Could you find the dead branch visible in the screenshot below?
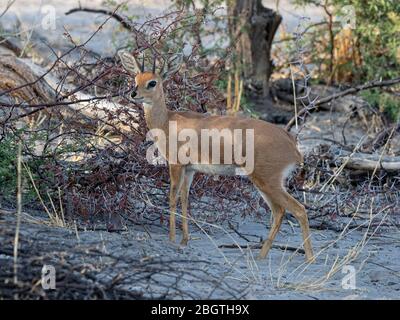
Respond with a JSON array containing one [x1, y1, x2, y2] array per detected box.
[[65, 6, 156, 54], [0, 55, 55, 104], [286, 77, 400, 131], [361, 123, 400, 153], [0, 35, 23, 56], [218, 243, 306, 254], [341, 154, 400, 172], [65, 6, 139, 33], [0, 0, 16, 18], [0, 211, 244, 299]]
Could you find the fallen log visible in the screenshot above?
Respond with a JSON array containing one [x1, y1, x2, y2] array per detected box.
[[0, 35, 23, 56], [0, 55, 54, 104], [0, 56, 139, 133], [341, 154, 400, 172]]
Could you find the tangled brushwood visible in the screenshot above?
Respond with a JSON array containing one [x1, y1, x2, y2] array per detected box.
[[0, 5, 399, 232], [0, 7, 254, 230], [0, 211, 245, 299]]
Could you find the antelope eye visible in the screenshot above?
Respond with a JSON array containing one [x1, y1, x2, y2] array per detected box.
[[147, 80, 157, 89]]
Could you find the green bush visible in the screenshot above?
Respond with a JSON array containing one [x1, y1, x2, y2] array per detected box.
[[0, 135, 18, 201], [0, 133, 53, 206], [361, 89, 400, 121], [294, 0, 400, 81]]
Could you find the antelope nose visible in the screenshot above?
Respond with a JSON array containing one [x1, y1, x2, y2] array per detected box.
[[130, 91, 137, 98]]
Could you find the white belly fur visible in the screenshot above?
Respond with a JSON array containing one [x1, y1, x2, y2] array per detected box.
[[187, 164, 239, 176]]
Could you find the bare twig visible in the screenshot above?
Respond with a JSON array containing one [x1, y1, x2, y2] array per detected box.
[[13, 141, 22, 284], [286, 77, 400, 131]]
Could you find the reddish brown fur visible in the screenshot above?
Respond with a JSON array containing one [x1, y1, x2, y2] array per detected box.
[[135, 72, 157, 86], [120, 54, 314, 262]]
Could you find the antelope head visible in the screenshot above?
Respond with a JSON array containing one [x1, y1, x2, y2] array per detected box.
[[118, 51, 164, 104]]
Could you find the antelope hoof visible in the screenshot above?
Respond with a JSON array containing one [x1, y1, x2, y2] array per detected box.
[[180, 238, 188, 246], [306, 255, 316, 264], [256, 253, 267, 260]]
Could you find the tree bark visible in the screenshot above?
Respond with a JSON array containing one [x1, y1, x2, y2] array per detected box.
[[340, 153, 400, 172], [227, 0, 282, 97]]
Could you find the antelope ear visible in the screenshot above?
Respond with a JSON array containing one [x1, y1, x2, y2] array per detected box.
[[161, 53, 183, 80], [118, 51, 141, 74]]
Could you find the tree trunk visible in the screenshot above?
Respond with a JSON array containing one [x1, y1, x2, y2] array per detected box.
[[227, 0, 282, 97]]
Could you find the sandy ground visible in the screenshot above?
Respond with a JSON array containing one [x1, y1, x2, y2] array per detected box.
[[1, 202, 399, 299]]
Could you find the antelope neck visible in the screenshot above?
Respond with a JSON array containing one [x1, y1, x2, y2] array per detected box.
[[143, 91, 169, 132]]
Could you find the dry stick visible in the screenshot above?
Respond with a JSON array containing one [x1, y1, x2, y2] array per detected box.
[[65, 6, 158, 56], [58, 187, 66, 227], [65, 6, 139, 33], [279, 199, 365, 282], [233, 70, 239, 112], [19, 1, 42, 58], [0, 0, 16, 18], [286, 205, 391, 290], [13, 141, 22, 284], [22, 162, 54, 224], [304, 210, 390, 291], [368, 123, 398, 189], [227, 73, 232, 111], [290, 64, 298, 130], [0, 4, 120, 99], [218, 243, 305, 254], [319, 133, 368, 193], [274, 21, 330, 44], [235, 77, 243, 113], [285, 77, 400, 132], [0, 35, 22, 56], [139, 195, 258, 282], [227, 221, 251, 242]]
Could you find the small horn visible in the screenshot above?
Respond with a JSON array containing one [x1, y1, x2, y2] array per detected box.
[[141, 52, 145, 72], [152, 55, 156, 74]]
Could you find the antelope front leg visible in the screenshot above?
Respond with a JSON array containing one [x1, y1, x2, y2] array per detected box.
[[180, 171, 194, 246], [169, 165, 185, 243]]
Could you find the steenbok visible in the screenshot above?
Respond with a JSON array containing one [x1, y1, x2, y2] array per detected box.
[[119, 52, 314, 262]]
